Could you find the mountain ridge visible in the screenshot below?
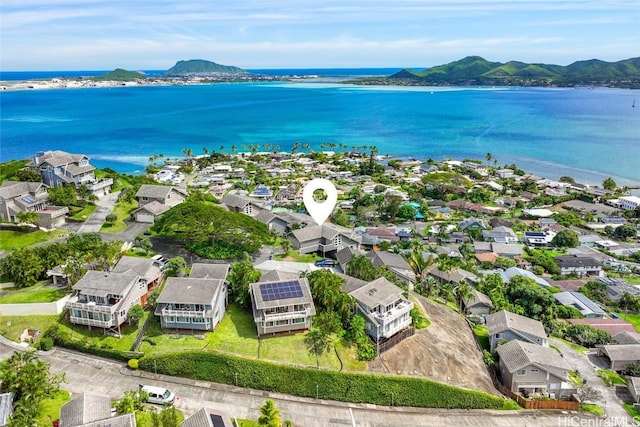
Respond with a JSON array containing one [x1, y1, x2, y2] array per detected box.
[[165, 59, 246, 76], [389, 56, 640, 87]]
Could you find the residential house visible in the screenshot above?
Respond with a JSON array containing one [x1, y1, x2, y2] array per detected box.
[[458, 217, 488, 232], [427, 266, 479, 286], [220, 193, 264, 217], [255, 210, 311, 236], [500, 267, 550, 288], [111, 256, 163, 301], [154, 262, 229, 332], [347, 277, 413, 342], [487, 309, 549, 352], [554, 255, 602, 278], [60, 392, 135, 427], [249, 278, 316, 336], [289, 223, 361, 257], [335, 246, 365, 273], [482, 226, 518, 244], [618, 196, 640, 211], [0, 181, 68, 227], [496, 340, 575, 399], [30, 150, 112, 197], [597, 277, 640, 301], [567, 318, 637, 337], [363, 227, 400, 244], [495, 169, 515, 179], [627, 377, 640, 405], [491, 242, 524, 259], [133, 184, 189, 223], [598, 344, 640, 372], [463, 289, 494, 316], [554, 291, 606, 318], [65, 269, 147, 335], [366, 250, 415, 285], [475, 252, 498, 265], [181, 407, 234, 427], [613, 330, 640, 345], [489, 218, 515, 228], [523, 231, 555, 247]]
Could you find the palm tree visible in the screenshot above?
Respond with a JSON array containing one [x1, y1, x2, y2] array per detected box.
[[258, 399, 281, 427], [16, 211, 40, 226], [404, 248, 434, 282]]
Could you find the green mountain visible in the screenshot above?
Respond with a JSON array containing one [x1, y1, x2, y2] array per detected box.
[[165, 59, 246, 76], [390, 56, 640, 87], [92, 68, 146, 81]]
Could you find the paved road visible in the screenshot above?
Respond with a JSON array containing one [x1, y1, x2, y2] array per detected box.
[[552, 338, 633, 423], [76, 191, 121, 233], [0, 340, 606, 427]]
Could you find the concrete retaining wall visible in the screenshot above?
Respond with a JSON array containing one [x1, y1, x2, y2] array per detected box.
[[0, 295, 71, 316]]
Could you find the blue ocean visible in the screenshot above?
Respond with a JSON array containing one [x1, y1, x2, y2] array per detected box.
[[1, 70, 639, 185]]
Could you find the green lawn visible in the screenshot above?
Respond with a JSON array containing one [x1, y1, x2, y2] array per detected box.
[[597, 369, 626, 386], [473, 324, 490, 352], [568, 370, 584, 387], [274, 251, 321, 263], [141, 304, 367, 371], [624, 276, 640, 285], [0, 282, 69, 303], [57, 310, 150, 352], [69, 204, 97, 221], [618, 313, 640, 333], [624, 403, 640, 419], [37, 389, 71, 426], [0, 315, 60, 343], [101, 199, 137, 233], [0, 229, 67, 250], [555, 337, 588, 355], [580, 403, 605, 416]]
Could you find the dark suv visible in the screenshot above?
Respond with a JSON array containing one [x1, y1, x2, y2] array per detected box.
[[314, 259, 335, 267]]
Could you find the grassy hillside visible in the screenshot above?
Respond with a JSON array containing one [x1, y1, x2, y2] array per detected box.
[[92, 68, 146, 81], [389, 56, 640, 87], [165, 59, 246, 76]]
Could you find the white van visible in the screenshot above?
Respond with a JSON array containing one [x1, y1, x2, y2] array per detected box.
[[139, 385, 176, 405]]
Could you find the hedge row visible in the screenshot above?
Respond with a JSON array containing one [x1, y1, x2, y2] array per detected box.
[[46, 326, 140, 362], [139, 351, 505, 409]]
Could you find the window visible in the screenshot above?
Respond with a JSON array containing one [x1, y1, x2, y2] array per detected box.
[[265, 321, 274, 327], [177, 316, 189, 323], [530, 369, 539, 373], [516, 370, 526, 376], [292, 318, 305, 324], [192, 317, 205, 323], [276, 320, 289, 326]]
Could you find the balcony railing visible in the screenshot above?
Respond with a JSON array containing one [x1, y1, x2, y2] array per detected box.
[[372, 300, 413, 323], [161, 308, 208, 318], [68, 316, 113, 328], [66, 300, 115, 314], [264, 308, 310, 322], [87, 178, 113, 191]]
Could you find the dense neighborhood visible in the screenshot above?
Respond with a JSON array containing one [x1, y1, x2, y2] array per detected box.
[[1, 148, 640, 426]]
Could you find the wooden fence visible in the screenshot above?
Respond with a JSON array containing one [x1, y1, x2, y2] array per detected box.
[[497, 384, 580, 410], [378, 326, 415, 354]]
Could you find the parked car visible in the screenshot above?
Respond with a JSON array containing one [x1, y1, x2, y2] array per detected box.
[[151, 254, 170, 271], [139, 385, 175, 405], [314, 259, 335, 267]]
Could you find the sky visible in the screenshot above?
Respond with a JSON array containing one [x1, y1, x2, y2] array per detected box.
[[1, 1, 639, 70]]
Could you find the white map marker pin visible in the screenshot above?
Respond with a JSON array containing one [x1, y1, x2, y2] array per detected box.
[[303, 178, 338, 226]]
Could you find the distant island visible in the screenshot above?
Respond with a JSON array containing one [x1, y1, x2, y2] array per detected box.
[[354, 56, 640, 88], [164, 59, 247, 77]]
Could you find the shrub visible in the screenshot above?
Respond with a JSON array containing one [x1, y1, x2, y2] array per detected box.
[[38, 336, 54, 351], [138, 351, 505, 409], [128, 359, 139, 370]]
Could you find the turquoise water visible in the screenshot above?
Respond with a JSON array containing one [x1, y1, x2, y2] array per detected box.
[[1, 82, 638, 185]]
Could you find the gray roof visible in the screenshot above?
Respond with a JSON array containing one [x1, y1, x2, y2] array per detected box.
[[497, 340, 570, 379], [260, 269, 299, 282], [112, 256, 161, 283], [486, 310, 548, 341], [614, 330, 640, 345], [349, 277, 404, 309], [60, 392, 112, 427], [135, 184, 187, 199], [336, 246, 365, 268], [189, 263, 230, 280], [80, 413, 135, 427], [181, 407, 234, 427], [250, 278, 315, 310], [491, 243, 524, 256], [0, 181, 46, 199], [428, 266, 479, 284], [501, 267, 550, 288], [73, 270, 138, 297], [554, 291, 606, 316], [463, 289, 494, 309], [555, 255, 601, 268], [220, 193, 255, 209], [35, 150, 89, 168], [157, 277, 223, 305], [291, 222, 360, 244], [254, 209, 277, 224], [366, 250, 411, 271], [339, 273, 369, 294], [600, 344, 640, 362], [628, 377, 640, 397], [134, 200, 170, 215]]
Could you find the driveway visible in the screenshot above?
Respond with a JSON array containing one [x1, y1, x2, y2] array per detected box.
[[552, 338, 632, 423], [0, 339, 603, 427], [76, 191, 120, 233]]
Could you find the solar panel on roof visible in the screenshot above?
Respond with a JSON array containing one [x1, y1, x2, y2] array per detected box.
[[210, 414, 226, 427], [260, 280, 303, 301]]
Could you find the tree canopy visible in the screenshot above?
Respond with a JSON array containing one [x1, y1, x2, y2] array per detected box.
[[152, 201, 273, 258]]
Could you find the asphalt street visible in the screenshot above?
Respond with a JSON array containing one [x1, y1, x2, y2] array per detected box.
[[0, 340, 610, 427]]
